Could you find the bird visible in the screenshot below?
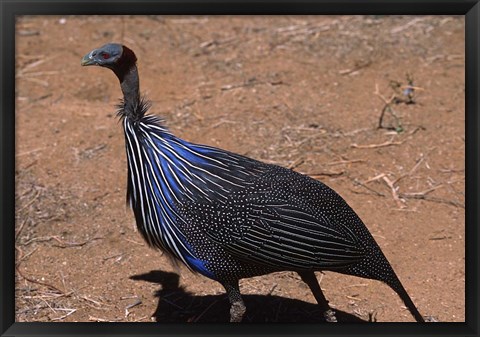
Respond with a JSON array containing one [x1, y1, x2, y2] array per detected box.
[[81, 43, 425, 323]]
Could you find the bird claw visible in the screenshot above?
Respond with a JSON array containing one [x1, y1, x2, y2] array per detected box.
[[230, 301, 246, 322], [424, 315, 439, 322], [324, 309, 338, 322]]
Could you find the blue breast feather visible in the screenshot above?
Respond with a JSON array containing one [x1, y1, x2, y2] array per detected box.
[[124, 116, 256, 279]]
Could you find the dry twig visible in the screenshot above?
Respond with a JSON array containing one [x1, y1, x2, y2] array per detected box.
[[351, 137, 405, 149], [381, 175, 406, 209], [326, 159, 364, 166], [16, 265, 65, 295], [308, 171, 345, 178], [125, 298, 142, 317], [50, 308, 77, 321]]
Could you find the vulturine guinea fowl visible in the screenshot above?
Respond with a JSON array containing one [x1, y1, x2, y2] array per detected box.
[[81, 43, 425, 323]]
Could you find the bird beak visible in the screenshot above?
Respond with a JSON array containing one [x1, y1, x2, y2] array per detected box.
[[81, 50, 97, 66]]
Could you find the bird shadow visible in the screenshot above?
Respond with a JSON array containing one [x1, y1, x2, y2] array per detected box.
[[130, 270, 367, 323]]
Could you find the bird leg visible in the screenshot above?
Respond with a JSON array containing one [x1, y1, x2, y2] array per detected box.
[[230, 301, 247, 323], [298, 271, 337, 322], [223, 282, 246, 322]]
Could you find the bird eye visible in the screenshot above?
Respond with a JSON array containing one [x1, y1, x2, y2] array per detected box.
[[102, 53, 110, 59]]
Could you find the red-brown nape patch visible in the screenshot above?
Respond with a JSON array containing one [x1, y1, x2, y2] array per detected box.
[[112, 45, 138, 82], [121, 46, 137, 64]]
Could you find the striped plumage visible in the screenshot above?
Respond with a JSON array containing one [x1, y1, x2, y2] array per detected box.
[[82, 43, 425, 322]]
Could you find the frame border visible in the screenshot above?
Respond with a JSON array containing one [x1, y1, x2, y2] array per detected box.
[[1, 1, 478, 336]]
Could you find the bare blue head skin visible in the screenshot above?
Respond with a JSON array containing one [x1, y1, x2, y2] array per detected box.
[[81, 43, 125, 67], [82, 43, 140, 117]]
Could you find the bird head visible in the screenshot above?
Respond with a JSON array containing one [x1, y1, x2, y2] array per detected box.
[[81, 43, 137, 81]]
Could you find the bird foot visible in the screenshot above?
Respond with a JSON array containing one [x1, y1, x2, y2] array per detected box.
[[324, 309, 337, 322], [230, 301, 246, 322]]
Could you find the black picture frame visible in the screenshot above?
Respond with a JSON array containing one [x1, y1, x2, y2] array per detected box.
[[1, 1, 478, 336]]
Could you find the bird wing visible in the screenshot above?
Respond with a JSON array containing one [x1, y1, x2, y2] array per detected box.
[[205, 200, 366, 270]]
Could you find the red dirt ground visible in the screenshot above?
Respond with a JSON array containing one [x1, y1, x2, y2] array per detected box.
[[15, 15, 464, 323]]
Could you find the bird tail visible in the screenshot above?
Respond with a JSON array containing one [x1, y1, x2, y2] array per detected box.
[[387, 271, 425, 322], [367, 248, 425, 322], [343, 246, 425, 322]]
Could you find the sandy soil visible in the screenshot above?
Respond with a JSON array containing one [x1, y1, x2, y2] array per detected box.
[[15, 15, 465, 323]]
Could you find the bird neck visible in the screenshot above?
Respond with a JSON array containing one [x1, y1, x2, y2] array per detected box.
[[118, 64, 141, 118]]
